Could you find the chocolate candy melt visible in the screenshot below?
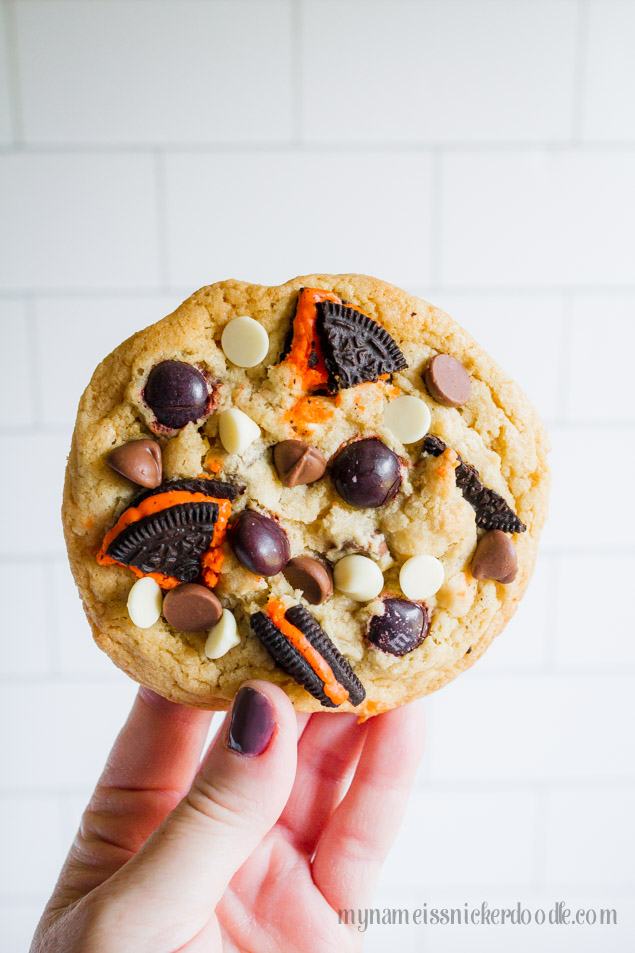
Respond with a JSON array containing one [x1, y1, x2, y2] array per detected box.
[[471, 530, 518, 584], [230, 510, 290, 576], [273, 440, 327, 488], [330, 437, 401, 508], [283, 556, 333, 605], [367, 598, 430, 656], [424, 354, 472, 408], [163, 583, 222, 631], [107, 439, 162, 488], [144, 360, 209, 429]]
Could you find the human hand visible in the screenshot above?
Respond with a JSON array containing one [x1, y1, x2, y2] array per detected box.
[[31, 680, 425, 953]]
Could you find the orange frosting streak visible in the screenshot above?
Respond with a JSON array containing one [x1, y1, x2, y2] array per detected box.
[[281, 288, 341, 390], [266, 599, 349, 706], [97, 490, 232, 590], [284, 395, 334, 437]]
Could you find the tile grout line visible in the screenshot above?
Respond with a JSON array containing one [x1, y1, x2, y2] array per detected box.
[[3, 141, 635, 155], [571, 0, 590, 144], [3, 0, 24, 146], [5, 285, 635, 299]]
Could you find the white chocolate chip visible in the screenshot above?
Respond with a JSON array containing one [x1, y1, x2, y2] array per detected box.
[[399, 554, 444, 600], [221, 316, 269, 368], [219, 407, 261, 454], [333, 554, 384, 602], [127, 577, 163, 629], [383, 394, 431, 444], [205, 609, 240, 659]]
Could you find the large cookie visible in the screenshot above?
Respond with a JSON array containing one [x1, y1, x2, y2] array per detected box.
[[63, 274, 549, 716]]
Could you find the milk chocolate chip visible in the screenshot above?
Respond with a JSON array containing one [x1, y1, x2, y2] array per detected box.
[[424, 354, 471, 408], [107, 439, 162, 488], [163, 583, 223, 631], [273, 439, 327, 488], [283, 556, 334, 605], [471, 530, 518, 584]]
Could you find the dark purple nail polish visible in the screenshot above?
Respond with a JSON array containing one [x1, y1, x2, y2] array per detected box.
[[228, 686, 275, 757]]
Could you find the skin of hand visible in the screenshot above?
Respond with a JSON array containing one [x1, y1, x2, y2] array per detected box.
[[31, 679, 425, 953]]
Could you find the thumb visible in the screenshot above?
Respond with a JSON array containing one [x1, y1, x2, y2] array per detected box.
[[101, 680, 298, 929]]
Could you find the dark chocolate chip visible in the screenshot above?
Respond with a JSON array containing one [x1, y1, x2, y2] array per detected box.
[[144, 360, 210, 429], [316, 301, 408, 393], [106, 501, 220, 583], [230, 511, 290, 577], [273, 439, 327, 488], [471, 530, 518, 584], [283, 556, 333, 605], [330, 437, 401, 508], [250, 604, 366, 708], [422, 435, 526, 534], [163, 583, 222, 631], [366, 598, 430, 656], [423, 354, 472, 407], [107, 439, 162, 488]]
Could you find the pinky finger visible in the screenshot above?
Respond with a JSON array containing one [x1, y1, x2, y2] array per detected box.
[[311, 700, 425, 912]]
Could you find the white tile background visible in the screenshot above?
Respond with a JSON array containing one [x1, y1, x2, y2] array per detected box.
[[1, 0, 634, 950]]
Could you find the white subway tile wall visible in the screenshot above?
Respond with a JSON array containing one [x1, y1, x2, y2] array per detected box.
[[1, 0, 634, 950]]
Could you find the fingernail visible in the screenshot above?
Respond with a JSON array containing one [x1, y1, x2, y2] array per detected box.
[[227, 686, 275, 757]]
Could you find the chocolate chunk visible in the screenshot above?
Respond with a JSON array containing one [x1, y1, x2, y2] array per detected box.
[[367, 598, 430, 656], [163, 583, 223, 631], [133, 476, 242, 506], [422, 435, 526, 534], [230, 511, 290, 576], [250, 605, 366, 708], [106, 501, 220, 583], [424, 354, 472, 407], [283, 556, 333, 605], [144, 360, 210, 429], [471, 530, 518, 584], [107, 439, 162, 488], [316, 301, 407, 392], [273, 439, 327, 488], [330, 437, 401, 508]]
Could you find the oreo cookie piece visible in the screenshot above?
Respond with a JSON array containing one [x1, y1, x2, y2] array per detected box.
[[106, 501, 220, 583], [133, 476, 243, 506], [422, 435, 526, 534], [316, 300, 407, 392], [250, 603, 366, 708]]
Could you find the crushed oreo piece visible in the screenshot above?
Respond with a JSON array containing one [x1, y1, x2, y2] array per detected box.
[[422, 435, 526, 534], [316, 301, 407, 392], [106, 501, 220, 583], [133, 477, 243, 506], [250, 604, 366, 708]]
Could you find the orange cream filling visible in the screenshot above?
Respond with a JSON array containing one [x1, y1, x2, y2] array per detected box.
[[97, 489, 232, 590], [280, 288, 341, 390], [266, 598, 349, 706]]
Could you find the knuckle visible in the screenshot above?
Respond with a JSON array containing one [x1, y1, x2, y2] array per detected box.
[[185, 771, 263, 831]]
